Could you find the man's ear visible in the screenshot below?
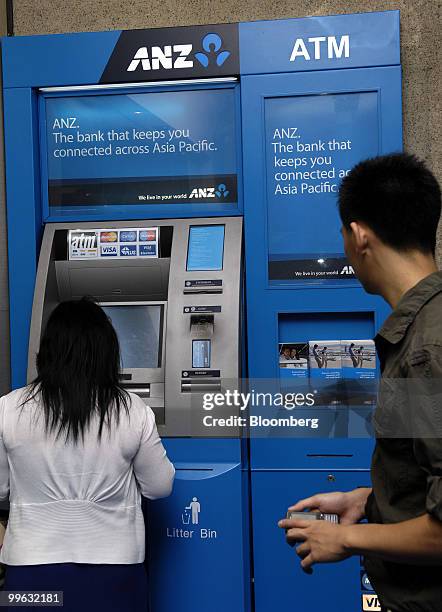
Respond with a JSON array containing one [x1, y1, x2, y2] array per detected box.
[[349, 221, 369, 254]]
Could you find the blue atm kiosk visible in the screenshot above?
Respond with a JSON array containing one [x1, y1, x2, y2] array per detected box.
[[241, 16, 401, 612], [2, 10, 401, 612]]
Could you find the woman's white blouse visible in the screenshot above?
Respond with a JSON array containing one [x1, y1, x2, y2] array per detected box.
[[0, 387, 175, 565]]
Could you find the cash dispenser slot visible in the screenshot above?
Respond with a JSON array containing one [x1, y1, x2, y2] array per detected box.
[[121, 383, 151, 399], [120, 381, 165, 425]]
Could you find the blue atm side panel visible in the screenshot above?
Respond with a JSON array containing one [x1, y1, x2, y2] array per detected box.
[[146, 462, 250, 612], [3, 88, 42, 389], [252, 471, 373, 612], [242, 60, 401, 612]]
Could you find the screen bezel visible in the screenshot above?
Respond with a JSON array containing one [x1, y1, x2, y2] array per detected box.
[[100, 300, 166, 384], [186, 224, 225, 272]]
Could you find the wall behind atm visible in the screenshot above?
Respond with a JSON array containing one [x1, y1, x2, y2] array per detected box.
[[0, 0, 441, 395]]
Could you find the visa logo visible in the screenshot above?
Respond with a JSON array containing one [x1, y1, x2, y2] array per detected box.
[[101, 245, 118, 257], [362, 594, 381, 611]]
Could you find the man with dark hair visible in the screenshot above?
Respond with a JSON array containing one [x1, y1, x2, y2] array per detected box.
[[279, 153, 442, 612]]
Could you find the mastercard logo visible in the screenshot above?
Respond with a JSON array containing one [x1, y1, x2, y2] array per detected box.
[[100, 232, 118, 243]]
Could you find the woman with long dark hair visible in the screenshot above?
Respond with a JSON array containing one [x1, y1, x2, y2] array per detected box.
[[0, 298, 174, 611]]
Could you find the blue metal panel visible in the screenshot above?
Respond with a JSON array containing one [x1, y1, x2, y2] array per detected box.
[[3, 88, 42, 389], [163, 438, 243, 464], [240, 10, 400, 74], [1, 31, 121, 88], [251, 470, 373, 612], [146, 459, 251, 612], [1, 12, 399, 89], [242, 67, 402, 468]]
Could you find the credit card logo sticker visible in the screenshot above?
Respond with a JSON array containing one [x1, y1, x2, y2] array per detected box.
[[362, 594, 381, 611], [70, 231, 98, 248], [101, 245, 118, 257], [120, 245, 137, 257], [69, 231, 99, 259], [139, 244, 157, 256], [361, 572, 374, 591], [119, 231, 137, 242], [139, 229, 157, 242], [70, 228, 159, 259], [100, 231, 118, 243]]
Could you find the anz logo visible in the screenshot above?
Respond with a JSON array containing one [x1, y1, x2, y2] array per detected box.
[[189, 183, 230, 200], [340, 265, 355, 275], [127, 33, 230, 72], [127, 45, 193, 71]]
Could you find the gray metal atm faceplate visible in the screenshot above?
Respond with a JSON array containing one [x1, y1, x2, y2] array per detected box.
[[28, 218, 242, 438], [163, 217, 242, 437]]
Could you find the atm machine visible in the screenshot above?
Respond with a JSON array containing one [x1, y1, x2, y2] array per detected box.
[[2, 11, 402, 612], [27, 217, 249, 612], [2, 36, 251, 609]]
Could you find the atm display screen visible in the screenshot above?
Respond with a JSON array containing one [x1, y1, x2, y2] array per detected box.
[[102, 304, 162, 369], [187, 225, 225, 271]]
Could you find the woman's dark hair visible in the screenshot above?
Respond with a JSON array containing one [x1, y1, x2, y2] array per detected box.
[[338, 153, 441, 254], [25, 298, 128, 442]]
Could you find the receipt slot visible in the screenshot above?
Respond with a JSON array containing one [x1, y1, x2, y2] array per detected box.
[[146, 462, 250, 612]]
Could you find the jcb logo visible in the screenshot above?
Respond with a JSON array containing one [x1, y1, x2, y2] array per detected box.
[[127, 45, 193, 72], [340, 265, 355, 275], [189, 188, 216, 199], [362, 594, 381, 611]]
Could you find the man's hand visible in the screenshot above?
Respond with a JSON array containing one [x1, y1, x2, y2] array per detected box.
[[279, 513, 442, 572], [277, 519, 351, 573], [288, 488, 371, 525]]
